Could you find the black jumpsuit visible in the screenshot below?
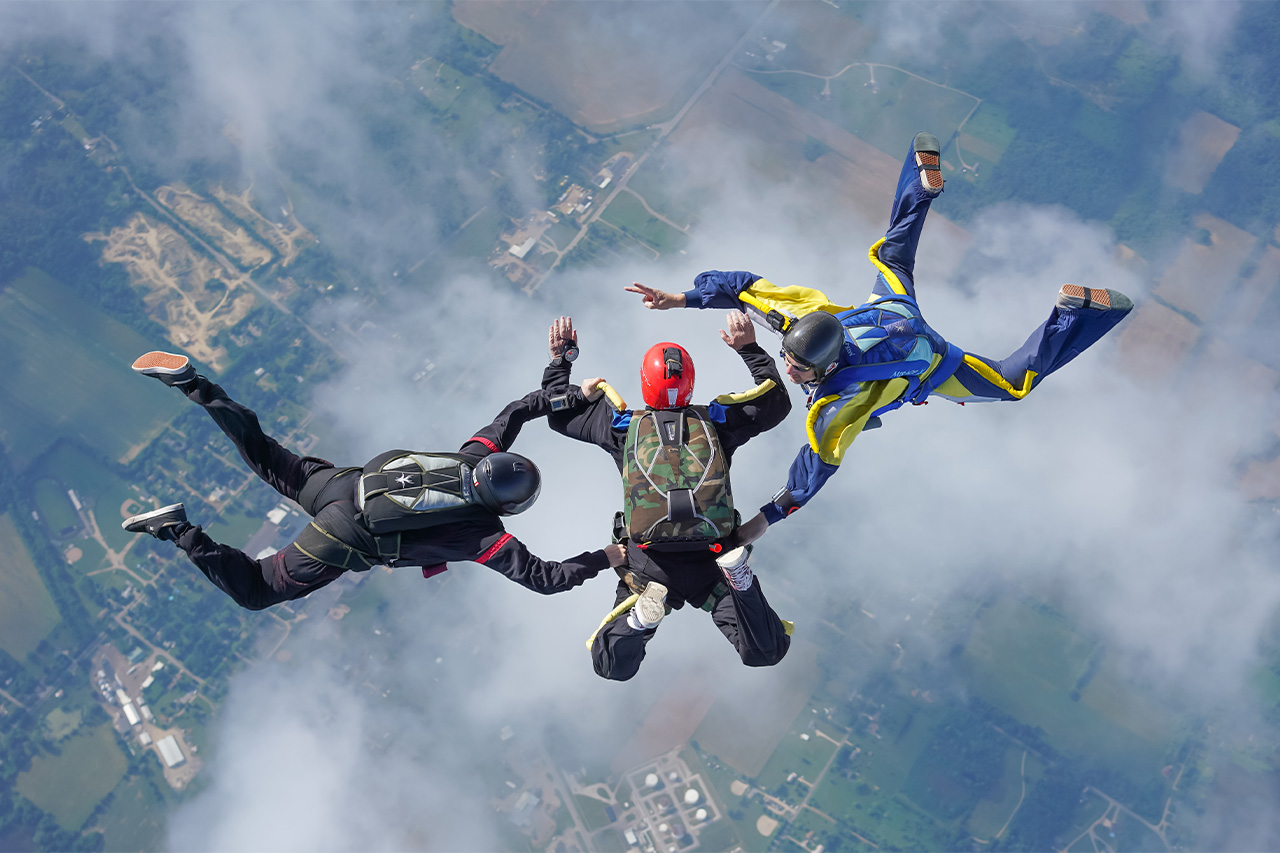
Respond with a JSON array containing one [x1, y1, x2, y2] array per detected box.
[[543, 342, 793, 681], [173, 376, 610, 611]]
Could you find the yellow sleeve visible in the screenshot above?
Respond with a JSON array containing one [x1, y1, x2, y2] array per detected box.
[[808, 378, 908, 465], [737, 278, 857, 327]]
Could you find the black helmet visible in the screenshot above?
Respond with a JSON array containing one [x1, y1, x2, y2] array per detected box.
[[782, 311, 845, 378], [472, 452, 541, 515]]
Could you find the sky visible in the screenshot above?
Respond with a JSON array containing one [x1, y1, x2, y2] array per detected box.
[[3, 0, 1276, 850]]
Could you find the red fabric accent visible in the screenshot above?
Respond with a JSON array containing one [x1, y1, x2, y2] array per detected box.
[[469, 436, 500, 453], [421, 564, 448, 580], [785, 505, 799, 517], [475, 533, 513, 564]]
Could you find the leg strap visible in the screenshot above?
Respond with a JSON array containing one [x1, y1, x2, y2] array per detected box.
[[585, 594, 640, 650]]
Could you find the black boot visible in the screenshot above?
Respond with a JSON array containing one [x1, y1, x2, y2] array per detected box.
[[131, 351, 197, 388], [122, 503, 191, 542]]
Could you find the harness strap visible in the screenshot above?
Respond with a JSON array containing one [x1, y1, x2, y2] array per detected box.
[[585, 593, 640, 650]]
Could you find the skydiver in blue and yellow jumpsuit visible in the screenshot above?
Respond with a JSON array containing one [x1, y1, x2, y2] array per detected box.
[[627, 131, 1133, 545]]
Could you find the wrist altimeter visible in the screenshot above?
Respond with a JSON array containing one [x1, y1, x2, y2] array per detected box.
[[550, 343, 579, 366]]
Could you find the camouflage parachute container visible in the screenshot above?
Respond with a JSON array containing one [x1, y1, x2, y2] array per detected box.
[[622, 407, 735, 549]]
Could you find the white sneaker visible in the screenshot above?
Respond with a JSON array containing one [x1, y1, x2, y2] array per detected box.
[[716, 545, 755, 591], [629, 582, 668, 630]]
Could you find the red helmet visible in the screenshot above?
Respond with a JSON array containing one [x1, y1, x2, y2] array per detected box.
[[640, 342, 695, 409]]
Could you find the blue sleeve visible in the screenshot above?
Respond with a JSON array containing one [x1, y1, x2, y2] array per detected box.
[[684, 270, 763, 310], [759, 445, 839, 524]]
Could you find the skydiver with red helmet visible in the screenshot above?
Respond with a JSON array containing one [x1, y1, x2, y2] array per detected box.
[[122, 351, 625, 611], [537, 314, 793, 681]]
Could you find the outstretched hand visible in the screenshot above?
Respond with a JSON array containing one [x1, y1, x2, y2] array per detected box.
[[605, 543, 628, 567], [625, 282, 685, 310], [733, 512, 769, 548], [719, 310, 756, 350], [549, 315, 577, 359]]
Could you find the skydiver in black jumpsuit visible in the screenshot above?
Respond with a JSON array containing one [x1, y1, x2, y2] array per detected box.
[[123, 351, 624, 611]]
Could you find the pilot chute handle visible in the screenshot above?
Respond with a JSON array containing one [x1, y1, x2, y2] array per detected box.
[[597, 381, 627, 412], [736, 291, 792, 333]]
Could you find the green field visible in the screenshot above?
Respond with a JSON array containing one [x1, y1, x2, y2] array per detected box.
[[0, 268, 184, 469], [33, 477, 80, 536], [94, 774, 169, 852], [961, 596, 1175, 779], [43, 706, 83, 742], [755, 64, 978, 163], [450, 206, 510, 259], [16, 722, 128, 830], [755, 712, 840, 792], [0, 513, 61, 659], [618, 165, 705, 231], [599, 191, 688, 256], [29, 442, 140, 553], [966, 747, 1045, 840]]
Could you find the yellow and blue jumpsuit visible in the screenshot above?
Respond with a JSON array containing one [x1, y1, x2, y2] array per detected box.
[[679, 136, 1133, 525]]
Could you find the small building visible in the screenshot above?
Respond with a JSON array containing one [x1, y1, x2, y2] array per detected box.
[[508, 237, 537, 259], [156, 735, 186, 768], [121, 703, 140, 727], [138, 730, 152, 746]]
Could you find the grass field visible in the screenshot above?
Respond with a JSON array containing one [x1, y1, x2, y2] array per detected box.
[[542, 220, 581, 253], [961, 595, 1175, 780], [33, 477, 80, 536], [0, 268, 184, 469], [573, 794, 612, 831], [966, 746, 1045, 840], [599, 191, 688, 256], [750, 63, 978, 165], [755, 711, 840, 792], [451, 206, 511, 260], [94, 774, 169, 853], [0, 513, 61, 659], [454, 0, 750, 132], [624, 162, 703, 227], [29, 442, 139, 553], [16, 722, 128, 830]]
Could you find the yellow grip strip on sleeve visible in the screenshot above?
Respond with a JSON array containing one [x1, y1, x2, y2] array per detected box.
[[713, 378, 777, 406], [805, 394, 843, 455], [867, 237, 910, 296], [962, 355, 1038, 399], [597, 381, 627, 412], [806, 379, 909, 465], [585, 593, 640, 650]]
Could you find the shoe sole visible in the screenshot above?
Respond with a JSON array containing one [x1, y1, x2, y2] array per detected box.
[[913, 132, 944, 192], [132, 351, 190, 375], [1058, 284, 1113, 310], [716, 545, 751, 572], [122, 502, 186, 532], [634, 582, 668, 628]]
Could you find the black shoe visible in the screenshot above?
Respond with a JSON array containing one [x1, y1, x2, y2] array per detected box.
[[131, 351, 197, 387], [122, 503, 189, 541]]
